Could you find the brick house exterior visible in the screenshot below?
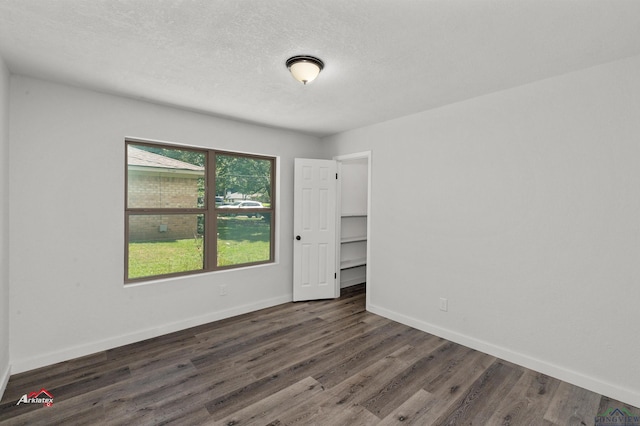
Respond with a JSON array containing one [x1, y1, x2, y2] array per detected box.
[[127, 146, 204, 242]]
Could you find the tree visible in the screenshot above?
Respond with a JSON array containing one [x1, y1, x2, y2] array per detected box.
[[215, 155, 272, 203]]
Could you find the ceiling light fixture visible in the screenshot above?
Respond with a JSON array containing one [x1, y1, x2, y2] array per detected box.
[[286, 55, 324, 85]]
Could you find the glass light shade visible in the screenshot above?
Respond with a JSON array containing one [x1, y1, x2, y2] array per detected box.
[[290, 61, 320, 84], [286, 56, 324, 85]]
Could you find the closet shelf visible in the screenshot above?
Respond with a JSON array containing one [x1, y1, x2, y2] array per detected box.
[[341, 236, 367, 244], [340, 258, 367, 270]]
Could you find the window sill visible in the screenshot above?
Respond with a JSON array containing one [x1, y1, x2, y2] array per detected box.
[[124, 261, 279, 288]]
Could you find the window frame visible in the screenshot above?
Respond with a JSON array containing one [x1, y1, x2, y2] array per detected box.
[[125, 139, 276, 284]]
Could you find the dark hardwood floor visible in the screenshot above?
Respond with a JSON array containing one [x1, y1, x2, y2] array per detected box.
[[1, 284, 638, 425]]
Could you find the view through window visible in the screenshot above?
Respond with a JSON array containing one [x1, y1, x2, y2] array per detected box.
[[125, 141, 275, 282]]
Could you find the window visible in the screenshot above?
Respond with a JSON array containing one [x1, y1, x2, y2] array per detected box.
[[125, 141, 275, 283]]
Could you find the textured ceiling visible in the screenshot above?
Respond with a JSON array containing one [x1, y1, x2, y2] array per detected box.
[[2, 0, 640, 137]]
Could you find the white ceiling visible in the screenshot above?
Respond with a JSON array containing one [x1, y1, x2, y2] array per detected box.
[[2, 0, 640, 137]]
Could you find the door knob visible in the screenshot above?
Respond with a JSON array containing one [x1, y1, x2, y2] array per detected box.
[[296, 235, 301, 240]]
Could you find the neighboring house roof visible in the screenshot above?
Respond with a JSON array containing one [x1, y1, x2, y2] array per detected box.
[[127, 145, 203, 171]]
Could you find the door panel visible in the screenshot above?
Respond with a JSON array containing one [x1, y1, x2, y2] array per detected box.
[[293, 159, 338, 301]]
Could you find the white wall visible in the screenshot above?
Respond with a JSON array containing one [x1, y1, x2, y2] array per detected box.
[[0, 56, 10, 396], [8, 76, 326, 373], [5, 55, 640, 408], [324, 55, 640, 407]]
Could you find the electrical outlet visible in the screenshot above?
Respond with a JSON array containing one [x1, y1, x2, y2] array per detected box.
[[439, 298, 448, 312], [219, 284, 227, 296]]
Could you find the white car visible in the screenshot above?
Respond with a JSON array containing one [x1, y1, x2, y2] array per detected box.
[[218, 200, 264, 217]]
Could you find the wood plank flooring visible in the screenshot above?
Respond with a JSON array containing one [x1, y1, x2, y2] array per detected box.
[[1, 284, 638, 425]]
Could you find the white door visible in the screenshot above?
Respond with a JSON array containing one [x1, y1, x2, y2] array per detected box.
[[293, 158, 339, 301]]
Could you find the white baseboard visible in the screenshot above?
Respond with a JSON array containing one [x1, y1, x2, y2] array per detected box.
[[0, 362, 10, 402], [11, 294, 291, 374], [367, 302, 640, 408]]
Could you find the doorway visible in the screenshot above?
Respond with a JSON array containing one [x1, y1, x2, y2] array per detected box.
[[292, 152, 371, 302], [335, 152, 370, 300]]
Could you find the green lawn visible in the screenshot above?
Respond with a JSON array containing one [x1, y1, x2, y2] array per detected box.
[[128, 216, 270, 279], [217, 216, 271, 267]]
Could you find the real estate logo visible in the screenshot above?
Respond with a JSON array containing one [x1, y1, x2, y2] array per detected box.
[[595, 407, 640, 426], [15, 388, 54, 407]]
